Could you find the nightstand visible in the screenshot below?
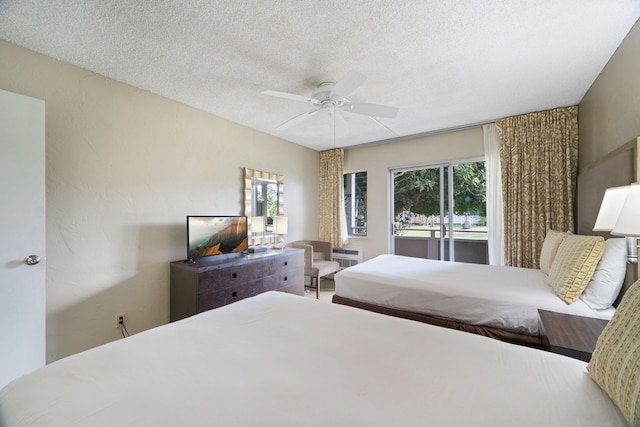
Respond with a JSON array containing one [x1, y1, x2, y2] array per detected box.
[[538, 309, 609, 362]]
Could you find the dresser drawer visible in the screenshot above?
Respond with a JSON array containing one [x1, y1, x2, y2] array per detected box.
[[262, 272, 290, 289], [198, 263, 264, 294], [263, 273, 304, 294], [264, 254, 283, 274], [196, 290, 229, 312], [197, 280, 268, 312]]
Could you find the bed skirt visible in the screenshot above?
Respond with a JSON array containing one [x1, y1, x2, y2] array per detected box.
[[332, 294, 548, 350]]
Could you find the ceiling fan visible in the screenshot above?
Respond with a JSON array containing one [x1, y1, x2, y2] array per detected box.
[[262, 70, 399, 131]]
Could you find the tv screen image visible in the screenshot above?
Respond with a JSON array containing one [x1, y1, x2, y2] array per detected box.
[[187, 216, 248, 259]]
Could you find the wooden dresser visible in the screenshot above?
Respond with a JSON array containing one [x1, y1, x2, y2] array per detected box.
[[170, 248, 304, 321]]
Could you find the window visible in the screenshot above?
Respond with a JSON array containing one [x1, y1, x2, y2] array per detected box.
[[344, 172, 367, 236]]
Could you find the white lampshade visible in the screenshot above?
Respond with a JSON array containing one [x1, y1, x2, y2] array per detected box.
[[612, 183, 640, 237], [593, 185, 630, 232], [273, 216, 288, 235], [250, 216, 265, 233]]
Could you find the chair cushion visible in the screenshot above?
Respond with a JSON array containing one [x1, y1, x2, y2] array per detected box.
[[313, 260, 340, 278], [313, 252, 326, 261]]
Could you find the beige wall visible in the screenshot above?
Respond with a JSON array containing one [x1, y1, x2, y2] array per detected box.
[[344, 127, 484, 259], [0, 41, 319, 362], [579, 19, 640, 168]]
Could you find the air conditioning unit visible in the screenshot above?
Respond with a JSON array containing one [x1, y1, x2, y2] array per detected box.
[[332, 248, 363, 269]]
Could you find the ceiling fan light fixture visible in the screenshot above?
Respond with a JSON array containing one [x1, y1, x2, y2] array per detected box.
[[312, 82, 335, 101]]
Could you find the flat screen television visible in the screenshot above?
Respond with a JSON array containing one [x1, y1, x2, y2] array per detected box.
[[187, 216, 248, 260]]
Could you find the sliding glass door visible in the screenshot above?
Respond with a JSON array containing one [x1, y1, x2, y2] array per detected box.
[[390, 164, 454, 261], [390, 160, 487, 263]]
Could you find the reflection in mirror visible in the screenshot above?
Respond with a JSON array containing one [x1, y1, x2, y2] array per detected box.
[[244, 168, 284, 244], [252, 178, 278, 219]]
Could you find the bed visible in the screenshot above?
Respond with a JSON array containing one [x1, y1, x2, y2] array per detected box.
[[0, 290, 636, 426], [333, 138, 640, 349], [333, 251, 620, 348]]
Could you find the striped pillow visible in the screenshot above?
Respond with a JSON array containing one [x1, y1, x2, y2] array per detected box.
[[539, 230, 568, 274], [588, 279, 640, 426], [548, 235, 604, 303]]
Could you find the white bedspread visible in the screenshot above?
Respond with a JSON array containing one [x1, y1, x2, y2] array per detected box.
[[334, 254, 616, 335], [0, 292, 626, 427]]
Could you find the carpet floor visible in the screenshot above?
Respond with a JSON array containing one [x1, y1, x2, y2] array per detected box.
[[303, 278, 335, 302]]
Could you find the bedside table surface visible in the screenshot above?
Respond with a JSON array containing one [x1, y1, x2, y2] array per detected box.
[[538, 309, 609, 362]]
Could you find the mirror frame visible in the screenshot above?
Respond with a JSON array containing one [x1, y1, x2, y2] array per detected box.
[[244, 168, 284, 240]]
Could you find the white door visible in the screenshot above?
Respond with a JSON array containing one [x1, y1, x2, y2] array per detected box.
[[0, 89, 46, 388]]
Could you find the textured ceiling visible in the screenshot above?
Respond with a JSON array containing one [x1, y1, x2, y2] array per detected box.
[[1, 1, 639, 151]]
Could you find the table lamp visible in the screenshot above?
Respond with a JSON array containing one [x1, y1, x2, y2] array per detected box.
[[593, 184, 639, 263], [248, 216, 267, 253], [273, 216, 288, 249]]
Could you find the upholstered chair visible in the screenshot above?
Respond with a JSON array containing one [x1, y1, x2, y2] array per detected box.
[[286, 240, 341, 299]]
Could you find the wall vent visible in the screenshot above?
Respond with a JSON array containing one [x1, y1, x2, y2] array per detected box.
[[332, 248, 363, 269]]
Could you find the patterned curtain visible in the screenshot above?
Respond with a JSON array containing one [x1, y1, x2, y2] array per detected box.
[[319, 148, 346, 247], [497, 106, 578, 268]]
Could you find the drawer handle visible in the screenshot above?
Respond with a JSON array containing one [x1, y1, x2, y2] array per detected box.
[[284, 276, 288, 281], [232, 291, 237, 297], [232, 272, 237, 279], [284, 261, 288, 266]]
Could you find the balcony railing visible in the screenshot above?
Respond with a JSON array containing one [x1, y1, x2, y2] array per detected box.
[[394, 232, 489, 265]]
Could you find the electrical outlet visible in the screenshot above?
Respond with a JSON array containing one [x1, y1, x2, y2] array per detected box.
[[115, 312, 126, 328]]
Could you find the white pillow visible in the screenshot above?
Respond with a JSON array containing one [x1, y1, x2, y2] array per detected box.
[[580, 238, 627, 309]]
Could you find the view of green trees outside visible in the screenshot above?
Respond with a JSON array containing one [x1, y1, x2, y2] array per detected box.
[[393, 161, 487, 240], [344, 172, 367, 236], [254, 181, 279, 231]]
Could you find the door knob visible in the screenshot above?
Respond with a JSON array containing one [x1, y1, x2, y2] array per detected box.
[[24, 255, 41, 265]]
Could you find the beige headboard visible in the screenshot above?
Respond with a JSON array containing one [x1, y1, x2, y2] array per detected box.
[[576, 137, 640, 304]]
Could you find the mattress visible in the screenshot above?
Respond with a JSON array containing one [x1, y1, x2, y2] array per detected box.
[[0, 291, 626, 427], [334, 254, 616, 335]]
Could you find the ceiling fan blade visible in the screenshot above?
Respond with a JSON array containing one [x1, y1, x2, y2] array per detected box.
[[276, 108, 322, 130], [262, 90, 316, 104], [368, 115, 399, 137], [330, 70, 366, 100], [344, 102, 399, 118]]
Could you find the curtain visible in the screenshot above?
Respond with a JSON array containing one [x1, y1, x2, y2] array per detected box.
[[497, 106, 578, 269], [319, 148, 348, 247], [483, 123, 504, 266]]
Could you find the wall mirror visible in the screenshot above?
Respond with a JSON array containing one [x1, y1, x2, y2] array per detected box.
[[244, 168, 284, 235]]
